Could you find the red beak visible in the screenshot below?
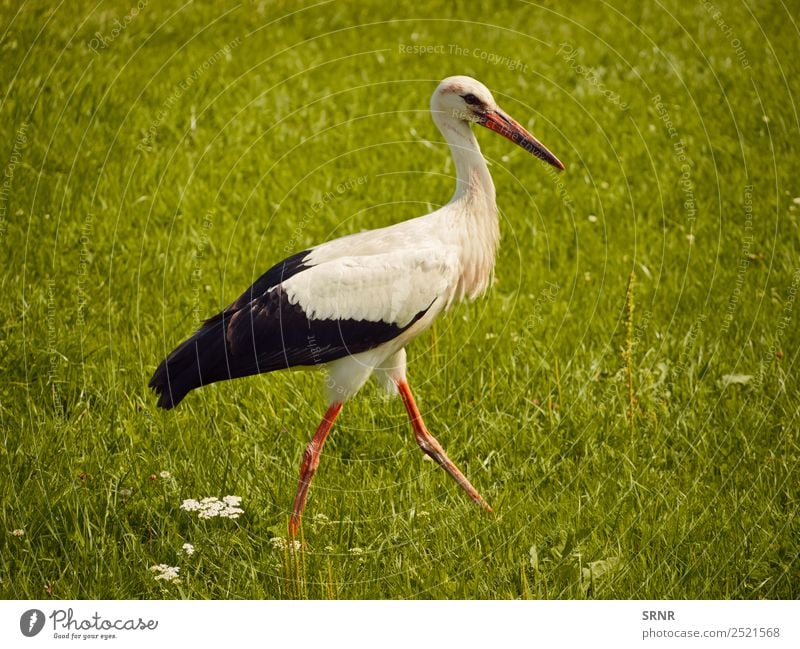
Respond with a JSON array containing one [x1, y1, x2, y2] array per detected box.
[[480, 107, 565, 170]]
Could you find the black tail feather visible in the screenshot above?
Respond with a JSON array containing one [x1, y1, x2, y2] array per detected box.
[[149, 321, 231, 409], [149, 249, 316, 409]]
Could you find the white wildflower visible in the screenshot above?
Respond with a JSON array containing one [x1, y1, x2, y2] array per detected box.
[[588, 214, 598, 223], [181, 543, 195, 556], [349, 547, 363, 556], [181, 495, 244, 519], [219, 505, 244, 519], [159, 471, 171, 479], [150, 564, 180, 582], [119, 488, 133, 498], [270, 537, 301, 551], [12, 529, 25, 537]]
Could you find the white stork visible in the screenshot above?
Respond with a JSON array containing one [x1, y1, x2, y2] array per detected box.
[[150, 75, 564, 536]]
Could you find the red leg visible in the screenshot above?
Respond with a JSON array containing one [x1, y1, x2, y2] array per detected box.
[[396, 381, 492, 512], [288, 402, 343, 537]]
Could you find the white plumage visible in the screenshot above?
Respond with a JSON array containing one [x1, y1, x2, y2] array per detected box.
[[150, 75, 564, 536], [283, 248, 459, 328]]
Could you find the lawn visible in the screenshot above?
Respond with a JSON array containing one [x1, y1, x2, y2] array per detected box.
[[1, 0, 798, 599]]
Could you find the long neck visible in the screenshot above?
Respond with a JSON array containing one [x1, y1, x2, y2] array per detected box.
[[434, 115, 496, 204], [433, 114, 500, 300]]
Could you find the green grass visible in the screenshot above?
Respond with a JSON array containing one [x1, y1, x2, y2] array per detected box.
[[1, 0, 798, 599]]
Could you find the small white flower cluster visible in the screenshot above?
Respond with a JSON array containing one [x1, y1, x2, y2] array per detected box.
[[269, 537, 301, 551], [150, 564, 180, 582], [159, 470, 172, 479], [181, 543, 195, 556], [180, 495, 243, 519], [311, 512, 331, 531], [348, 547, 364, 556], [11, 529, 25, 537]]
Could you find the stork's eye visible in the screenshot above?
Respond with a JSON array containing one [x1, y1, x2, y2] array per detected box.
[[462, 93, 482, 106]]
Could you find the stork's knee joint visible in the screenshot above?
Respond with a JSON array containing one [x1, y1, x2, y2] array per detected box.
[[302, 442, 320, 469], [415, 435, 436, 456]]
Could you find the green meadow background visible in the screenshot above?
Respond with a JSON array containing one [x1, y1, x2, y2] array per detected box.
[[1, 0, 798, 598]]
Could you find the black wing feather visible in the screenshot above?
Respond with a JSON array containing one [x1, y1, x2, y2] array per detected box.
[[149, 250, 429, 409], [203, 248, 312, 327]]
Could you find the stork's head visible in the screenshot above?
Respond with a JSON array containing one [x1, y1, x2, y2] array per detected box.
[[431, 75, 564, 170]]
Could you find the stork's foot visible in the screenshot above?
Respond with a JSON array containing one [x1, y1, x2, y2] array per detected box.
[[289, 402, 342, 537], [415, 428, 493, 512], [396, 381, 493, 512]]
